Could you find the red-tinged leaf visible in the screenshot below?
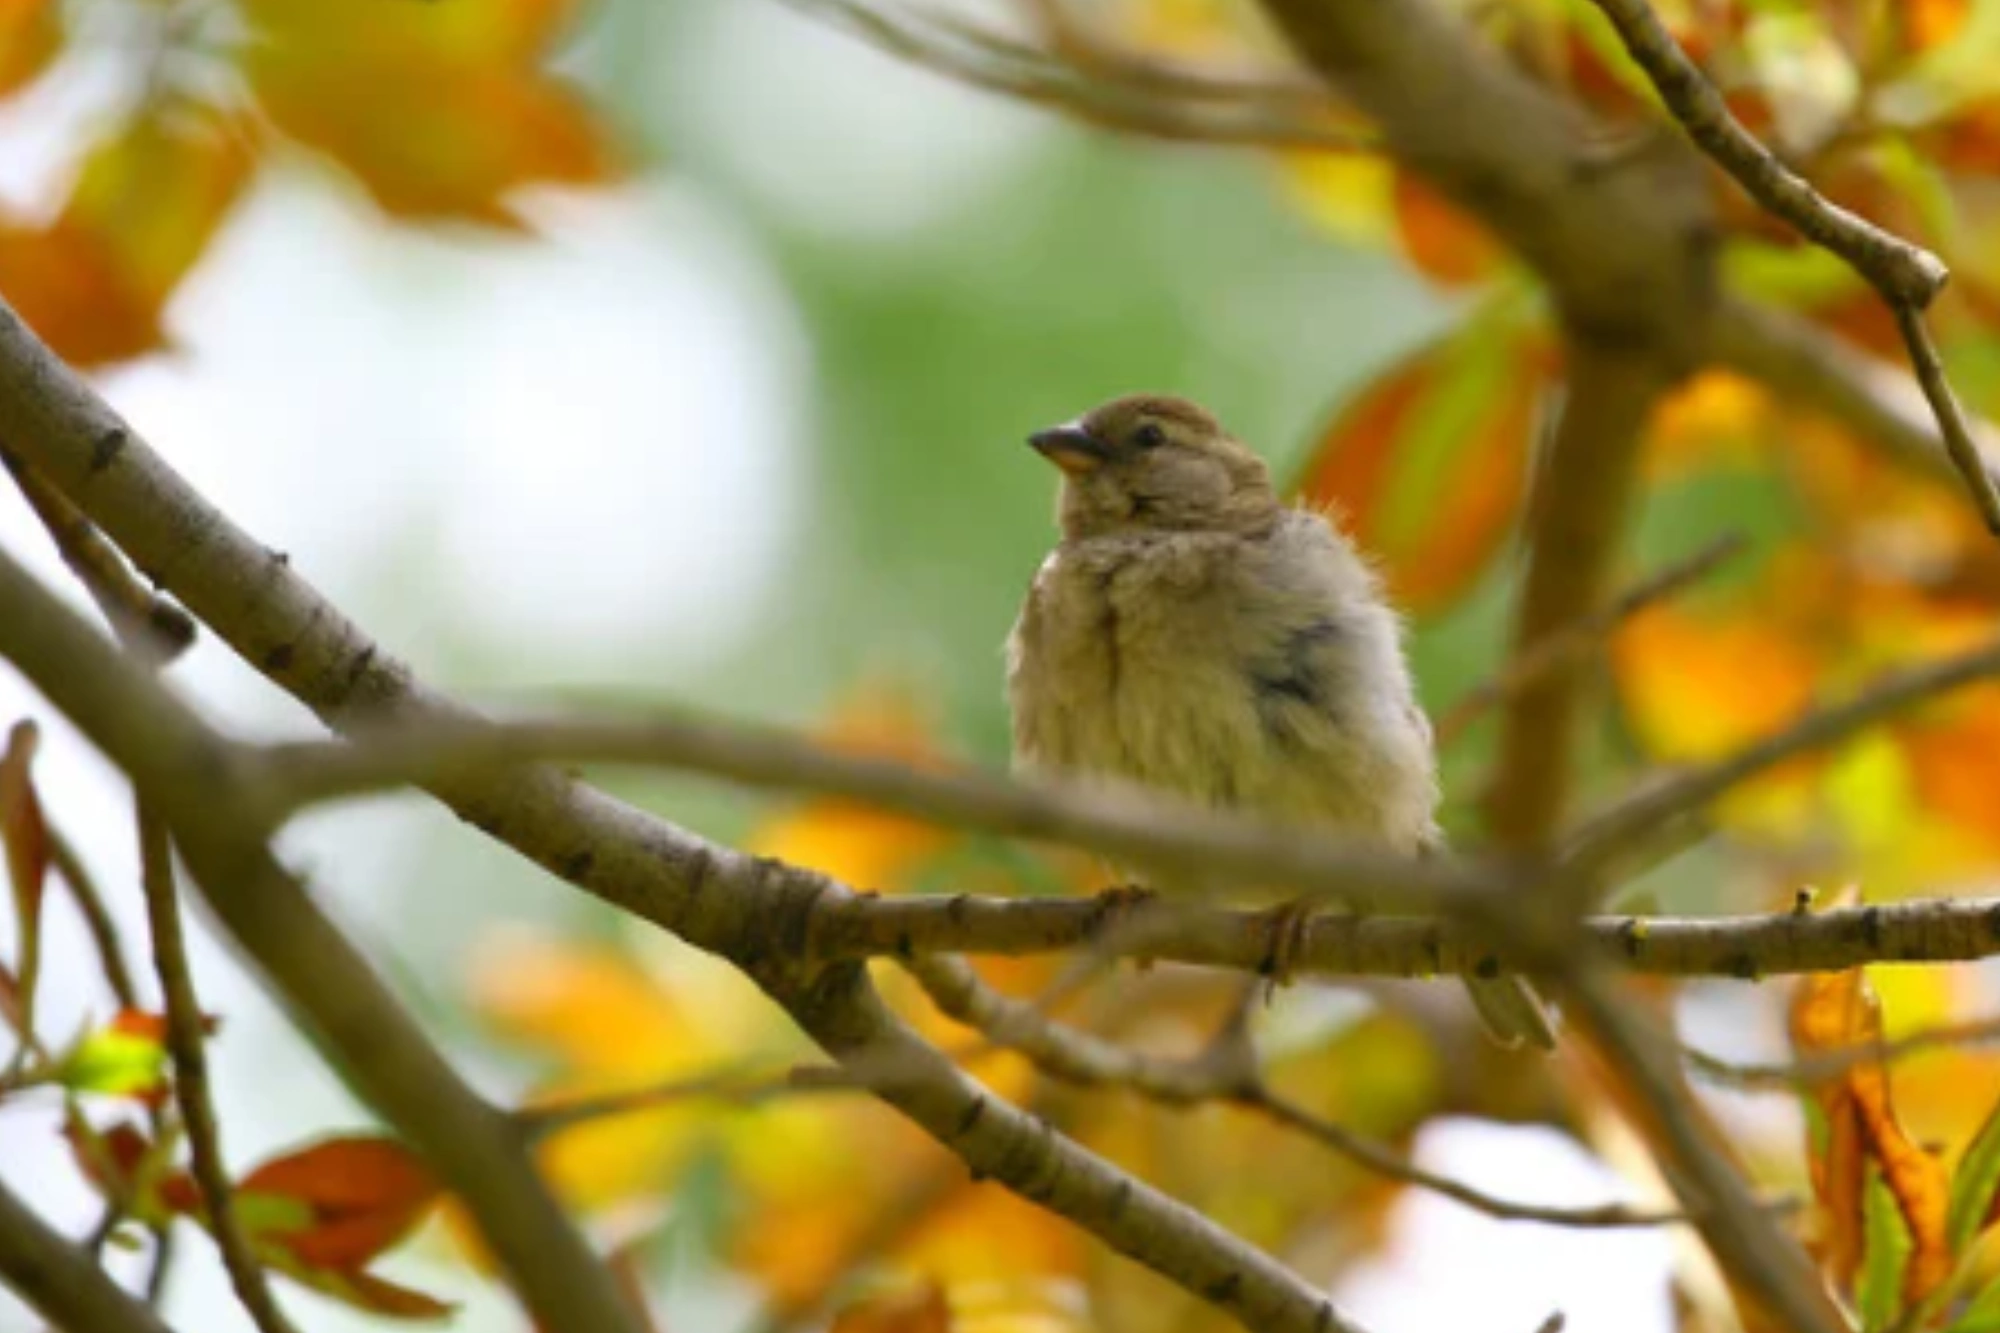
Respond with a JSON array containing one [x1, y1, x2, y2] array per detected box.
[[61, 1117, 198, 1216], [831, 1282, 953, 1333], [238, 1136, 441, 1270], [111, 1007, 220, 1041], [1293, 316, 1551, 612], [1, 720, 47, 1025], [0, 0, 60, 99], [1390, 173, 1505, 287], [1791, 969, 1955, 1312]]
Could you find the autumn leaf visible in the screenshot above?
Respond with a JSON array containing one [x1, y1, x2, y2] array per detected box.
[[236, 1136, 442, 1270], [240, 0, 615, 225], [1292, 312, 1550, 612], [62, 1116, 200, 1218], [0, 0, 59, 99], [0, 105, 255, 365], [57, 1017, 171, 1101], [831, 1281, 953, 1333], [1791, 968, 1955, 1316], [1390, 174, 1507, 287], [747, 690, 956, 890]]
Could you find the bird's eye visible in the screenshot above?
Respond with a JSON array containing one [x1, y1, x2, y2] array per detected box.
[[1132, 422, 1167, 450]]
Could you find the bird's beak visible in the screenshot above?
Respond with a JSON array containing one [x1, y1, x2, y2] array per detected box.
[[1028, 423, 1111, 476]]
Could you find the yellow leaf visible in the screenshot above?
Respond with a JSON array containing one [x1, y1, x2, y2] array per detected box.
[[0, 0, 59, 99]]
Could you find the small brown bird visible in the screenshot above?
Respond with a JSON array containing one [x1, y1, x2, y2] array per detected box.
[[1005, 393, 1553, 1050]]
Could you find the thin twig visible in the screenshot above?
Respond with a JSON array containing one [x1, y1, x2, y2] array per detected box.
[[137, 807, 301, 1333], [1582, 0, 2000, 532], [261, 716, 1507, 924], [46, 822, 139, 1009], [1565, 636, 2000, 873], [1581, 0, 1944, 308], [1246, 1087, 1699, 1229], [2, 448, 195, 660], [1558, 970, 1848, 1333], [1896, 306, 2000, 534], [1685, 1013, 2000, 1090], [779, 0, 1370, 153], [514, 1064, 856, 1140], [1713, 300, 2000, 494], [1436, 533, 1746, 745], [910, 952, 1730, 1229]]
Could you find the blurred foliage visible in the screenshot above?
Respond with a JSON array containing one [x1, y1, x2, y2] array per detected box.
[[6, 0, 2000, 1331]]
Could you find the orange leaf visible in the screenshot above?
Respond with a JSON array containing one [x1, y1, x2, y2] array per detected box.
[[238, 1136, 441, 1270], [242, 0, 616, 225], [61, 1117, 199, 1216], [264, 1254, 457, 1321], [0, 0, 60, 99], [1391, 173, 1505, 287], [1292, 318, 1549, 612], [747, 690, 956, 890], [0, 106, 254, 365], [831, 1282, 952, 1333], [1790, 969, 1955, 1308]]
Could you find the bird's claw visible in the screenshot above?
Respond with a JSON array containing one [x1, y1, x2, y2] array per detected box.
[[1257, 897, 1317, 1004]]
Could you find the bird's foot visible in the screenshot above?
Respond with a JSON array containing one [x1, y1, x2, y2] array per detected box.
[[1256, 897, 1317, 1003]]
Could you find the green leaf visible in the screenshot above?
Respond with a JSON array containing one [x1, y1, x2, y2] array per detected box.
[[57, 1025, 166, 1098], [1950, 1100, 2000, 1257], [1947, 1271, 2000, 1333], [1862, 1160, 1916, 1333]]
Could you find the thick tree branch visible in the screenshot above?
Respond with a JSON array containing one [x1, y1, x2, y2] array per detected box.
[[0, 301, 1361, 1333], [0, 1173, 179, 1333], [0, 549, 649, 1333], [1488, 344, 1681, 853]]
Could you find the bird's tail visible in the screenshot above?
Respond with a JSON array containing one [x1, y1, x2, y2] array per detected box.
[[1462, 975, 1558, 1052]]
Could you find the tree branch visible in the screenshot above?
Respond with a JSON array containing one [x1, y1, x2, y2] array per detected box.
[[1566, 635, 2000, 875], [0, 1172, 179, 1333], [1713, 299, 2000, 492], [0, 299, 1366, 1333], [1435, 532, 1746, 746], [136, 807, 301, 1333], [1581, 0, 2000, 532], [0, 547, 649, 1333], [1557, 970, 1847, 1333], [818, 887, 2000, 978], [909, 954, 1712, 1230]]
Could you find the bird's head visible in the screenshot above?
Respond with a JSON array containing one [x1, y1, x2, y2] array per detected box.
[[1027, 394, 1278, 540]]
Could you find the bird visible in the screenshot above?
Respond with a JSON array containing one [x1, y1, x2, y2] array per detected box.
[[1004, 392, 1554, 1050]]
